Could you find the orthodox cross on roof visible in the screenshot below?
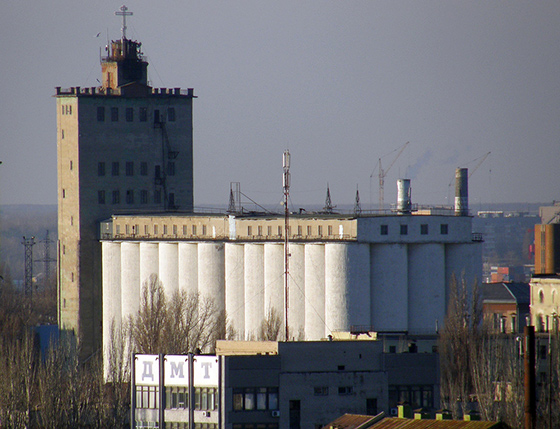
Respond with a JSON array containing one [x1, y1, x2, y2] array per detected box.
[[115, 5, 133, 40]]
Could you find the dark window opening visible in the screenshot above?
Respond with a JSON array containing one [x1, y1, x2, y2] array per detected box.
[[126, 162, 134, 176], [111, 107, 119, 122], [97, 106, 105, 122], [441, 224, 449, 235], [126, 190, 134, 204], [139, 107, 147, 122], [140, 162, 148, 176], [366, 398, 378, 415], [126, 107, 133, 122], [112, 162, 119, 176], [167, 162, 175, 176], [380, 225, 388, 235], [98, 190, 105, 204], [98, 162, 105, 176], [421, 224, 428, 235], [400, 225, 408, 235], [168, 107, 176, 122], [112, 190, 120, 204]]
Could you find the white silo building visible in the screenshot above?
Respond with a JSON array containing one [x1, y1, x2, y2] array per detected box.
[[101, 175, 482, 345]]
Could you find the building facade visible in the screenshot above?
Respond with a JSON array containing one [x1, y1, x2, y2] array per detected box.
[[101, 210, 482, 347], [56, 34, 195, 356]]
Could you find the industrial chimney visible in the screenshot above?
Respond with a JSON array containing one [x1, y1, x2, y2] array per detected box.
[[454, 168, 468, 216], [397, 179, 412, 214]]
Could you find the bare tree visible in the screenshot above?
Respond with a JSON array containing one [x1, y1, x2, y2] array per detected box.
[[439, 274, 476, 418], [258, 307, 283, 341], [128, 274, 230, 355]]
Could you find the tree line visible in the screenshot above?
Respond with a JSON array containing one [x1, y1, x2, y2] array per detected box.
[[439, 275, 560, 428]]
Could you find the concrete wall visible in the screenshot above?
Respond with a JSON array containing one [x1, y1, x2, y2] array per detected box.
[[57, 89, 194, 357]]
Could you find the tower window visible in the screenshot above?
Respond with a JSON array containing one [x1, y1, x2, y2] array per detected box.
[[126, 162, 134, 176], [126, 107, 134, 122], [140, 190, 148, 204], [154, 190, 162, 204], [98, 162, 106, 176], [167, 162, 175, 176], [98, 190, 105, 204], [61, 129, 64, 139], [112, 190, 120, 204], [126, 190, 134, 204], [400, 225, 408, 235], [62, 189, 66, 198], [97, 107, 105, 122], [328, 225, 333, 236], [318, 225, 323, 236], [69, 160, 73, 170], [112, 162, 119, 176], [139, 107, 147, 122], [421, 224, 429, 235], [111, 107, 119, 122], [140, 162, 148, 176], [380, 225, 388, 235], [440, 224, 449, 235], [154, 109, 160, 124], [168, 107, 176, 122]]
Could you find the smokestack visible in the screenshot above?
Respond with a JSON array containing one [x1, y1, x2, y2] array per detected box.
[[454, 168, 468, 216], [397, 179, 411, 214]]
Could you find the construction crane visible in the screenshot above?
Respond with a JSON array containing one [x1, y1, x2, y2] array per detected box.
[[370, 141, 409, 210], [468, 151, 491, 178]]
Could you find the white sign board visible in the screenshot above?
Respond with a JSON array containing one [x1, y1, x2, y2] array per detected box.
[[193, 355, 219, 386], [164, 355, 190, 386], [135, 354, 159, 386]]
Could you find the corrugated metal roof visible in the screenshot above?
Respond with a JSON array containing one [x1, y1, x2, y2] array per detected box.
[[369, 417, 505, 429], [322, 413, 380, 429]]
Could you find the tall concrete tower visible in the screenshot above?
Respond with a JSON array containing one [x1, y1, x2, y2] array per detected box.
[[56, 12, 195, 357]]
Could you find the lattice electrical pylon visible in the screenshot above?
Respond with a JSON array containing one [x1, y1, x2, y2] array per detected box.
[[22, 236, 35, 296], [36, 230, 56, 290]]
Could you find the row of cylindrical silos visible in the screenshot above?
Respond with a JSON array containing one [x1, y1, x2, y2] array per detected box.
[[102, 239, 477, 350], [102, 241, 373, 342]]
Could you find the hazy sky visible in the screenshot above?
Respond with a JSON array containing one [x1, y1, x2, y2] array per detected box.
[[1, 1, 559, 209]]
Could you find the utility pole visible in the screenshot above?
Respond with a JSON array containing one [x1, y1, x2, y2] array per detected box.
[[283, 150, 290, 341], [524, 325, 536, 429]]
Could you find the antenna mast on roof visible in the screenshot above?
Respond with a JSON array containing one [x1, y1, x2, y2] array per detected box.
[[354, 186, 362, 215], [115, 5, 133, 40], [283, 150, 291, 341]]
